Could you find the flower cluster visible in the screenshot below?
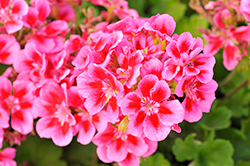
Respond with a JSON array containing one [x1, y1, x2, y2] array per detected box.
[[192, 0, 250, 70], [0, 0, 217, 165]]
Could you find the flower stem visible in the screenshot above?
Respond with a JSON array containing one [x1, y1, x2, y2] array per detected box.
[[223, 79, 248, 100]]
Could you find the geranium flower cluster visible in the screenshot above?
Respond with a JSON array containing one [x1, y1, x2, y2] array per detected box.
[[0, 0, 217, 165], [192, 0, 250, 70]]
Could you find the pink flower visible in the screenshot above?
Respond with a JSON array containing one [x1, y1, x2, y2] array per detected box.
[[240, 0, 250, 22], [0, 0, 28, 34], [66, 86, 107, 145], [77, 63, 123, 115], [115, 46, 144, 88], [30, 20, 68, 54], [0, 76, 35, 135], [0, 147, 16, 166], [13, 43, 47, 85], [90, 0, 138, 20], [34, 82, 76, 146], [73, 110, 107, 145], [92, 123, 153, 165], [203, 25, 250, 70], [121, 74, 184, 141], [162, 32, 212, 82], [143, 14, 176, 38], [175, 76, 218, 122], [140, 58, 163, 80], [0, 34, 20, 65]]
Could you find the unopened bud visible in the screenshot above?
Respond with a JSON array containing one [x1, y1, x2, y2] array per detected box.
[[118, 116, 129, 132]]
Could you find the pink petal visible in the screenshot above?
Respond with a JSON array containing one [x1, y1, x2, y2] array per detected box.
[[150, 80, 170, 102], [162, 61, 180, 80], [35, 0, 50, 21], [138, 74, 158, 98], [121, 92, 141, 115], [5, 15, 23, 34], [106, 97, 120, 123], [77, 72, 102, 98], [196, 69, 213, 83], [0, 34, 20, 64], [177, 32, 193, 53], [154, 14, 176, 36], [2, 147, 16, 159], [96, 146, 112, 163], [0, 107, 9, 128], [183, 97, 203, 122], [171, 124, 181, 133], [196, 79, 218, 93], [22, 7, 38, 29], [36, 117, 58, 138], [30, 34, 55, 53], [183, 66, 200, 76], [213, 12, 225, 30], [84, 92, 106, 115], [32, 98, 56, 118], [142, 138, 158, 157], [127, 112, 146, 137], [232, 25, 250, 41], [43, 20, 68, 36], [140, 58, 163, 79], [72, 46, 91, 69], [126, 135, 148, 156], [143, 113, 171, 141], [13, 80, 34, 102], [203, 34, 224, 56], [158, 100, 184, 126], [223, 41, 241, 70], [107, 138, 128, 162], [0, 76, 12, 100], [0, 0, 10, 8], [58, 4, 75, 21], [52, 122, 73, 146], [0, 128, 3, 148], [166, 42, 181, 61], [11, 0, 28, 16], [11, 110, 33, 134], [118, 153, 140, 166], [92, 124, 114, 146], [77, 119, 96, 145], [40, 82, 65, 105], [92, 111, 107, 132], [125, 64, 141, 88]]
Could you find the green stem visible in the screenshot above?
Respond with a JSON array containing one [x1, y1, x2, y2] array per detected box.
[[222, 79, 248, 100], [219, 69, 236, 88], [91, 145, 98, 165], [69, 0, 81, 35]]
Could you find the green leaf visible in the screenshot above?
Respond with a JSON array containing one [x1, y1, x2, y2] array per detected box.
[[216, 119, 250, 162], [150, 0, 187, 22], [62, 139, 95, 166], [236, 160, 250, 166], [173, 133, 234, 166], [232, 119, 250, 162], [172, 133, 199, 162], [175, 14, 208, 38], [140, 152, 171, 166], [224, 87, 250, 118], [16, 135, 66, 166], [0, 63, 10, 75], [127, 0, 146, 17], [199, 106, 232, 130], [220, 69, 250, 94], [195, 139, 234, 166]]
